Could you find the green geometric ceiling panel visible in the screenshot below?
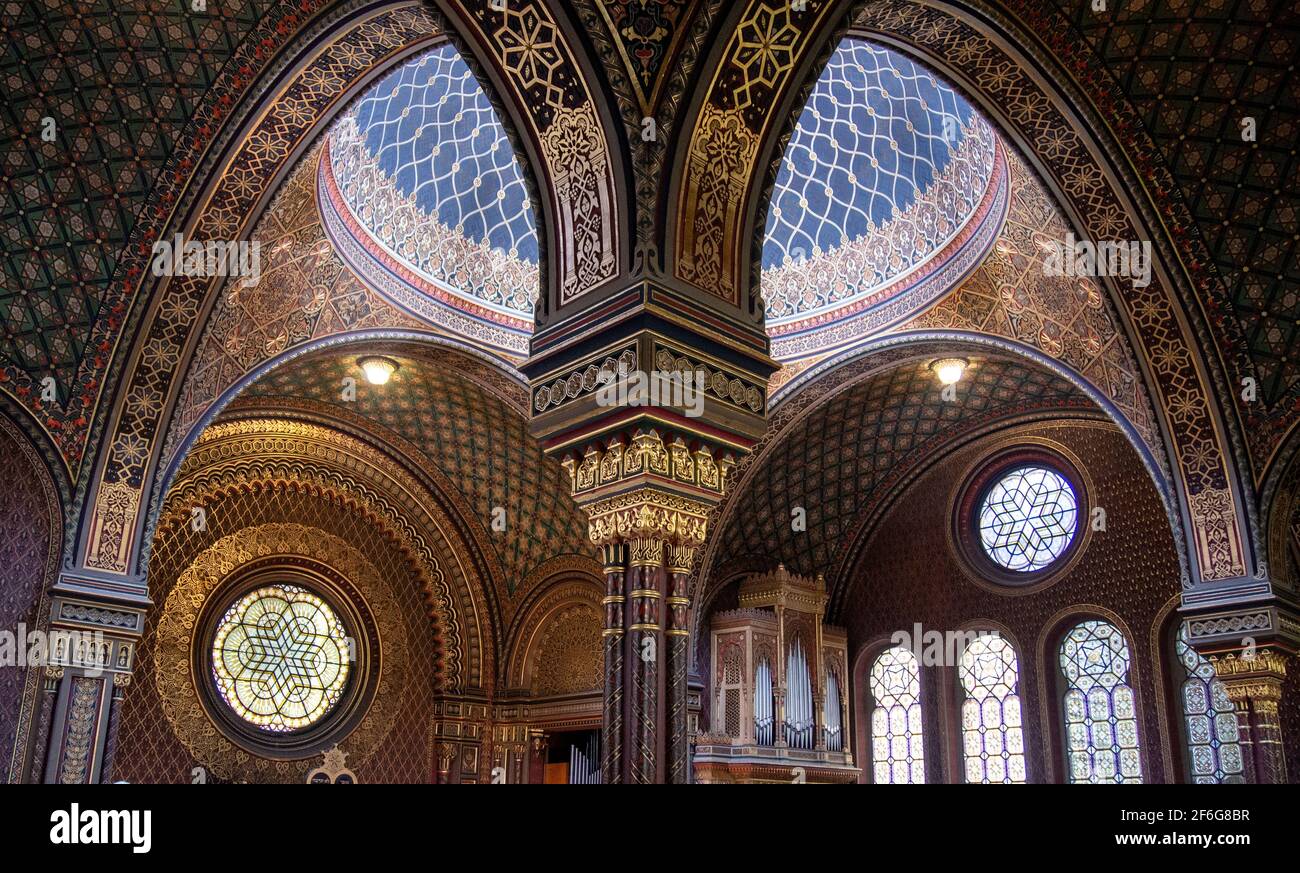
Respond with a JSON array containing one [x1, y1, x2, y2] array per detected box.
[[0, 0, 277, 387]]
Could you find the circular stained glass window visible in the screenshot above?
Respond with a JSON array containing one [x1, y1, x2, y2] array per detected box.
[[211, 584, 351, 732], [977, 465, 1078, 572]]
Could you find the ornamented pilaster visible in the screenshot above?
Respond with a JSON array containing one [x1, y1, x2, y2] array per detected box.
[[600, 542, 626, 784], [525, 269, 777, 785], [40, 577, 145, 784], [1208, 649, 1290, 784], [627, 536, 664, 784], [582, 480, 712, 783], [665, 543, 695, 784], [100, 673, 131, 784], [27, 668, 61, 784]]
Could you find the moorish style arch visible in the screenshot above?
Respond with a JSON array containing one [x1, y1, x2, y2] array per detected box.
[[5, 0, 1297, 785]]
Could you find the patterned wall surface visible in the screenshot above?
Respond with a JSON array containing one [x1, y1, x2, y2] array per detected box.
[[831, 420, 1183, 783], [242, 351, 595, 607], [162, 141, 429, 472], [675, 0, 833, 304], [0, 417, 59, 783], [115, 490, 441, 784], [904, 148, 1160, 451], [530, 604, 603, 696]]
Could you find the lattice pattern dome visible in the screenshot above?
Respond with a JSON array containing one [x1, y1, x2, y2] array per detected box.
[[762, 39, 1007, 361], [319, 43, 538, 358]]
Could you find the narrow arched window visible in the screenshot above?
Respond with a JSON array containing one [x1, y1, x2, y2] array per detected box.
[[754, 659, 774, 746], [785, 639, 815, 750], [869, 645, 924, 783], [1058, 619, 1142, 783], [1175, 625, 1244, 783], [824, 672, 844, 752], [958, 633, 1026, 783]]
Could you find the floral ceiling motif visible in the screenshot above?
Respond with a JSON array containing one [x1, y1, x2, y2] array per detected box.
[[761, 40, 1006, 360], [320, 43, 539, 354]]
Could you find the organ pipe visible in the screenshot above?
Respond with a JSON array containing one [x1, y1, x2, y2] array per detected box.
[[785, 639, 814, 750], [568, 733, 602, 784], [825, 673, 843, 752], [755, 659, 774, 746]]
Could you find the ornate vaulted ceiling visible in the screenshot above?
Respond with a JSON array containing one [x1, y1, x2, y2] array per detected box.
[[1046, 0, 1300, 461], [235, 348, 595, 607], [702, 351, 1100, 602], [0, 0, 1294, 605]]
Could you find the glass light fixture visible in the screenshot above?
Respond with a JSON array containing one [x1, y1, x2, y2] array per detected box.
[[930, 357, 968, 385], [357, 356, 398, 386]]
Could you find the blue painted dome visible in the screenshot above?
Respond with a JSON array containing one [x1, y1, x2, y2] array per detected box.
[[320, 43, 539, 358], [762, 39, 1007, 361]]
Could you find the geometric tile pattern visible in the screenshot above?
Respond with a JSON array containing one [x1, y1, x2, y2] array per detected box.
[[345, 45, 537, 265], [0, 0, 276, 383], [0, 0, 288, 466], [762, 40, 1005, 357], [906, 149, 1160, 454], [709, 355, 1091, 587], [1050, 0, 1300, 410], [244, 352, 593, 595], [160, 140, 430, 472]]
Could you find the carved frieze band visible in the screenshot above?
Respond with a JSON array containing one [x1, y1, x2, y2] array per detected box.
[[562, 428, 737, 500]]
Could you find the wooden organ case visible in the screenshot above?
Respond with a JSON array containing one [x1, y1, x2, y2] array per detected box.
[[694, 566, 860, 783]]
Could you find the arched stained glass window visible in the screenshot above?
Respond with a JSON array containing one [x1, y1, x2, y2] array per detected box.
[[1059, 619, 1142, 783], [1176, 625, 1245, 783], [979, 465, 1078, 572], [211, 585, 351, 732], [958, 634, 1026, 783], [869, 645, 925, 783]]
